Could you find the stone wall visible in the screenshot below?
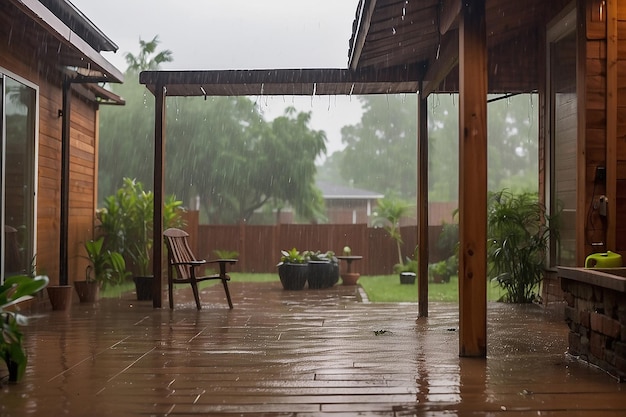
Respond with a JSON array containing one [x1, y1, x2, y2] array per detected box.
[[561, 277, 626, 381]]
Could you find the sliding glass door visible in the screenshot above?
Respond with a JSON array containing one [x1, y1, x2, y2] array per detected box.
[[1, 73, 37, 281]]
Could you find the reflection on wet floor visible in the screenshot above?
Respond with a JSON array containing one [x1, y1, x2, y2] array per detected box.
[[1, 281, 625, 416]]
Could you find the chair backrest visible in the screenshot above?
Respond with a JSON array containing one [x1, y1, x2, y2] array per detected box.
[[163, 228, 198, 280]]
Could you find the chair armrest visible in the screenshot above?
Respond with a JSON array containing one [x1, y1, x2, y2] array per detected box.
[[207, 259, 238, 276], [207, 259, 238, 265], [172, 260, 206, 267]]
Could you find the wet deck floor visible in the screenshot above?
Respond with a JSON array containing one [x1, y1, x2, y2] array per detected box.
[[1, 281, 625, 416]]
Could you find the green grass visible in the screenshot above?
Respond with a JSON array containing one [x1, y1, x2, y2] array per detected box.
[[358, 275, 505, 302], [100, 273, 506, 303]]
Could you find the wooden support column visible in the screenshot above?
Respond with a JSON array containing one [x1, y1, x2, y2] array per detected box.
[[606, 0, 617, 249], [152, 84, 166, 308], [417, 83, 429, 318], [458, 0, 487, 357]]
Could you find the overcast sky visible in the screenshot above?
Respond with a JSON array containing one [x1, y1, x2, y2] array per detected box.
[[70, 0, 365, 155]]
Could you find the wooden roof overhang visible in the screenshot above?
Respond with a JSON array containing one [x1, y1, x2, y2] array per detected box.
[[140, 66, 422, 97], [5, 0, 124, 84]]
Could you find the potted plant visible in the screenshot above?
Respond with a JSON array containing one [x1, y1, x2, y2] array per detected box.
[[371, 197, 413, 273], [98, 178, 184, 300], [75, 237, 129, 302], [1, 274, 48, 382], [305, 250, 339, 289], [277, 248, 308, 290], [395, 256, 418, 284], [428, 260, 449, 283]]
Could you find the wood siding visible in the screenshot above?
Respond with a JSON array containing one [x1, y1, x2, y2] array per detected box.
[[0, 5, 98, 285]]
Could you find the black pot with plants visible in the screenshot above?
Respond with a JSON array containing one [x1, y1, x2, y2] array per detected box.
[[306, 250, 339, 289], [97, 178, 185, 301], [277, 248, 308, 290], [76, 237, 128, 303]]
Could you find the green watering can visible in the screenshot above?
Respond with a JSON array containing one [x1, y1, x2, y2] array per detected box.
[[585, 251, 623, 268]]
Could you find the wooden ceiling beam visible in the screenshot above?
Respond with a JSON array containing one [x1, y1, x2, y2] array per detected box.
[[421, 30, 459, 97], [440, 0, 462, 35]]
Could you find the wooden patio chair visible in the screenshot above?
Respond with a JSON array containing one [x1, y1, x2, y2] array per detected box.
[[163, 228, 236, 310]]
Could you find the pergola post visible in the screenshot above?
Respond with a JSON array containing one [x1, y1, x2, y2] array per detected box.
[[152, 84, 166, 308], [458, 0, 487, 357], [417, 83, 429, 318]]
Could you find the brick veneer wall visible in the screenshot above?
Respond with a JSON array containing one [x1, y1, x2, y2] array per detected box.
[[561, 278, 626, 380]]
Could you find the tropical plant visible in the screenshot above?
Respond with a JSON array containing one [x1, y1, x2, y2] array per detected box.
[[97, 178, 185, 277], [83, 237, 129, 288], [1, 274, 48, 382], [278, 248, 306, 265], [371, 197, 413, 266], [487, 189, 559, 303]]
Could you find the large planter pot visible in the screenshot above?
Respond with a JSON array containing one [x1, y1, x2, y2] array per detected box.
[[133, 276, 153, 301], [400, 272, 416, 285], [278, 263, 308, 290], [47, 285, 73, 311], [341, 272, 360, 286], [74, 281, 100, 302], [307, 261, 339, 289]]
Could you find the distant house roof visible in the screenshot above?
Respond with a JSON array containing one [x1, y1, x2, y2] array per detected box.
[[317, 181, 384, 200]]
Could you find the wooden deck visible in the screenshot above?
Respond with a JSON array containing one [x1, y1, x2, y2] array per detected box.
[[1, 281, 626, 416]]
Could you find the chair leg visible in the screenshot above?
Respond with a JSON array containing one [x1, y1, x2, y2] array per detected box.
[[222, 279, 233, 309], [168, 278, 174, 309], [190, 280, 202, 310]]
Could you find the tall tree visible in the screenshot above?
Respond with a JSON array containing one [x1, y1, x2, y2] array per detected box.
[[124, 35, 173, 73], [338, 95, 418, 197]]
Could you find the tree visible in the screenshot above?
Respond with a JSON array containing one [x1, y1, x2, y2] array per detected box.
[[124, 35, 173, 73], [165, 103, 327, 224], [337, 95, 417, 197]]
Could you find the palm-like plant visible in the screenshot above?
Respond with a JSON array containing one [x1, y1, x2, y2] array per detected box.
[[487, 190, 559, 303], [372, 197, 413, 266]]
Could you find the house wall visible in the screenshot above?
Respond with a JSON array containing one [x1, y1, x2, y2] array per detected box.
[[0, 6, 97, 285]]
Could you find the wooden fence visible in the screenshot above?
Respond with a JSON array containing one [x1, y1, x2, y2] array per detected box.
[[182, 212, 448, 275]]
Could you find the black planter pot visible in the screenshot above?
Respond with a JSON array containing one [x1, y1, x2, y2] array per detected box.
[[400, 272, 416, 284], [133, 276, 153, 300], [278, 263, 308, 290], [307, 261, 339, 289]]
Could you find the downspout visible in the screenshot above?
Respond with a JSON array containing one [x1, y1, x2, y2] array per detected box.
[[59, 77, 71, 286]]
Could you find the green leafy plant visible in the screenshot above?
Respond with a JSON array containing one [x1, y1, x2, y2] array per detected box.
[[279, 248, 306, 265], [1, 274, 48, 382], [487, 189, 559, 303], [84, 237, 130, 288], [98, 178, 185, 277]]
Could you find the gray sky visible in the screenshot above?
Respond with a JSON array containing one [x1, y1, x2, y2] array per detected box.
[[71, 0, 365, 155]]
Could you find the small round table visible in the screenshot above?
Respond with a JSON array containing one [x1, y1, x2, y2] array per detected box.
[[336, 255, 363, 285]]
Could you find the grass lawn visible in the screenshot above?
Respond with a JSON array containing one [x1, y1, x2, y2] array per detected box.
[[101, 273, 506, 303], [358, 275, 505, 302]]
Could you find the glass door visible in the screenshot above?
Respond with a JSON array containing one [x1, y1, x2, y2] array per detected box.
[[1, 74, 37, 280], [547, 8, 577, 266]]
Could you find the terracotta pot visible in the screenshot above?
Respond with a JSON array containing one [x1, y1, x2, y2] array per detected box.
[[341, 272, 360, 286], [74, 281, 100, 302], [47, 285, 73, 311], [133, 276, 153, 300]]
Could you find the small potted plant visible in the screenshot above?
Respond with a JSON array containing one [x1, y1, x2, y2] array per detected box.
[[75, 237, 129, 302], [277, 248, 308, 290], [1, 274, 49, 382], [428, 260, 449, 284], [305, 250, 339, 289], [395, 257, 417, 284]]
